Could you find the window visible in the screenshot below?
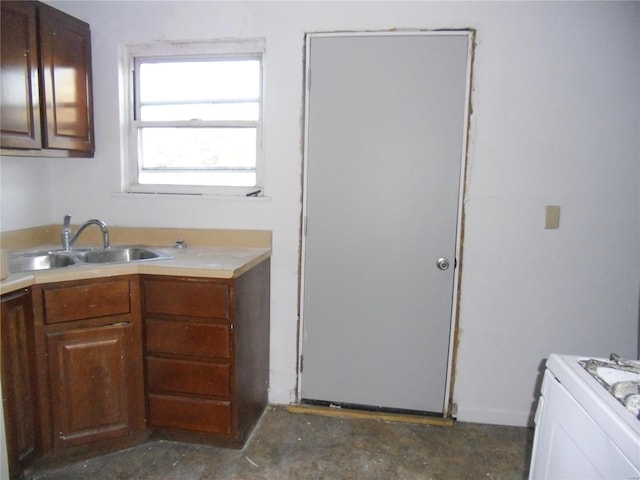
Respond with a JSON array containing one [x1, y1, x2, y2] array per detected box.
[[123, 41, 264, 195]]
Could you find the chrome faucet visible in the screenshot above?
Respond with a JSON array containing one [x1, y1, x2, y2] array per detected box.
[[61, 214, 110, 250]]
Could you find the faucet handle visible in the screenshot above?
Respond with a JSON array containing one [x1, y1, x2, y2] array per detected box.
[[63, 214, 71, 228]]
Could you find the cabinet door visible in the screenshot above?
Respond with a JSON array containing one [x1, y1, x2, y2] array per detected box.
[[46, 323, 134, 449], [0, 1, 42, 150], [1, 289, 41, 478], [38, 3, 94, 153]]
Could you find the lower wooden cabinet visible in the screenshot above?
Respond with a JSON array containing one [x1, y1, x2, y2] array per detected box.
[[1, 262, 270, 474], [141, 258, 270, 446], [1, 288, 41, 479], [32, 275, 146, 456]]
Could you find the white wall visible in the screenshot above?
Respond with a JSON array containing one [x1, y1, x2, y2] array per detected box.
[[0, 158, 53, 231], [1, 0, 638, 427]]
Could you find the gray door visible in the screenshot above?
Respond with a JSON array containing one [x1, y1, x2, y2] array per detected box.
[[301, 33, 470, 414]]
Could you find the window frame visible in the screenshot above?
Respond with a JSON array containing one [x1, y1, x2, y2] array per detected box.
[[122, 39, 265, 196]]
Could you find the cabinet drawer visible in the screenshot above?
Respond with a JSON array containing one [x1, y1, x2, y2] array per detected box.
[[145, 318, 230, 358], [147, 357, 230, 397], [143, 279, 229, 319], [148, 394, 231, 435], [43, 279, 130, 324]]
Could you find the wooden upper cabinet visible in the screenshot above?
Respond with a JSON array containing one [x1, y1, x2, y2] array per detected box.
[[0, 1, 42, 150], [38, 3, 94, 153], [0, 1, 95, 156]]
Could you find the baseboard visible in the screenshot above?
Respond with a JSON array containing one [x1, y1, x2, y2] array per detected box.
[[454, 405, 534, 427]]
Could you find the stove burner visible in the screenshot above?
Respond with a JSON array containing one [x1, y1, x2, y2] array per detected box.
[[580, 353, 640, 420]]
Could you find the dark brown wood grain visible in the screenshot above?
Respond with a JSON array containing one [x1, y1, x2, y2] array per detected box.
[[1, 289, 41, 479], [0, 1, 94, 156], [234, 258, 271, 444], [42, 278, 131, 324], [32, 275, 145, 459], [45, 324, 133, 448], [38, 2, 94, 153], [141, 260, 270, 446], [0, 1, 42, 150], [146, 317, 231, 358], [2, 261, 270, 474], [143, 279, 229, 319], [147, 357, 230, 397], [148, 394, 232, 435]]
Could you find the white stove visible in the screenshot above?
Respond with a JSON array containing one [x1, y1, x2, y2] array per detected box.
[[529, 354, 640, 479]]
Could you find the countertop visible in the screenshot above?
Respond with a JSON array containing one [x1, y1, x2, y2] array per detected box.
[[0, 245, 271, 295]]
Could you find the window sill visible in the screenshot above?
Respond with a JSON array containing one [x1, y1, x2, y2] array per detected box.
[[112, 191, 272, 203]]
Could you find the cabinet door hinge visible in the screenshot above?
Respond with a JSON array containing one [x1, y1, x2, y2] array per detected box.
[[300, 355, 304, 372]]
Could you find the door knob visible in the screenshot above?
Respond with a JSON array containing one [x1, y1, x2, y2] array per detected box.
[[436, 257, 450, 271]]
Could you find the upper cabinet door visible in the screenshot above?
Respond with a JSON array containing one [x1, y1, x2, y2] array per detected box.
[[0, 1, 42, 150], [38, 4, 95, 154]]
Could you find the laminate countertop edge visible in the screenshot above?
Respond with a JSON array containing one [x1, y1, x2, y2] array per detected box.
[[0, 246, 272, 295]]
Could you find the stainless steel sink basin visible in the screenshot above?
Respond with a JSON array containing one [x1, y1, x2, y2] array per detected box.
[[8, 252, 76, 272], [7, 246, 173, 273], [76, 247, 167, 264]]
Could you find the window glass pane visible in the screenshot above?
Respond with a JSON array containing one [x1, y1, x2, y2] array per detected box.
[[128, 46, 263, 193], [140, 127, 256, 170], [139, 60, 260, 106], [138, 169, 256, 187], [141, 102, 259, 121]]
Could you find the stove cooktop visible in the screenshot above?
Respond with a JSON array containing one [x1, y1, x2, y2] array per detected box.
[[580, 354, 640, 420]]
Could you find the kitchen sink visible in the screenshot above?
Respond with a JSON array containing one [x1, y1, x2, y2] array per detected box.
[[76, 247, 167, 264], [7, 246, 173, 273], [9, 252, 76, 272]]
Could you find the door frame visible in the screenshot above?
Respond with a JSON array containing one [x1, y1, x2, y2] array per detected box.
[[297, 30, 475, 417]]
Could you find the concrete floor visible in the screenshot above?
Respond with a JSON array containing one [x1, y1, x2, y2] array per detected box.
[[27, 406, 534, 480]]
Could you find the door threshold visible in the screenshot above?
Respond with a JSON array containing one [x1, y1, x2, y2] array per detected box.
[[287, 404, 453, 427]]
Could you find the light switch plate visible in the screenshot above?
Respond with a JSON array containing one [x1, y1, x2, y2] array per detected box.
[[545, 205, 560, 229]]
